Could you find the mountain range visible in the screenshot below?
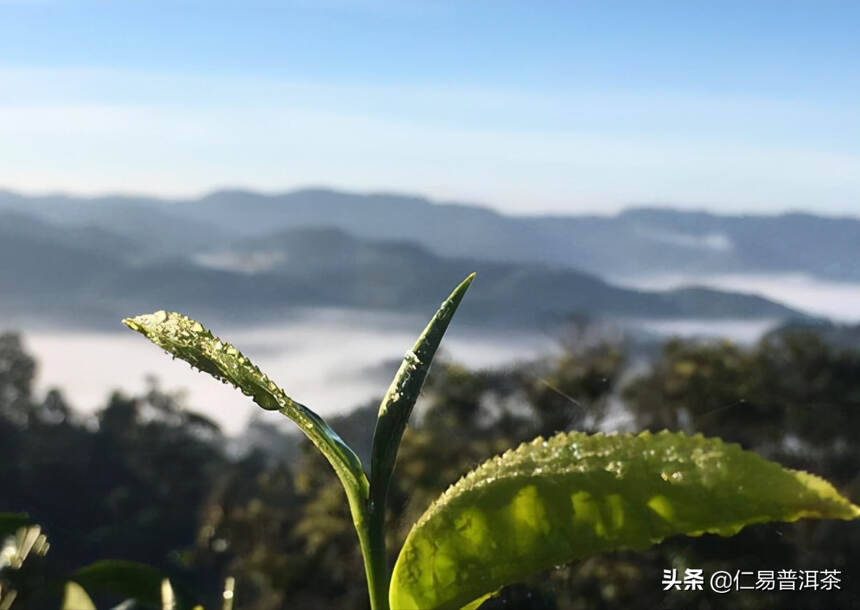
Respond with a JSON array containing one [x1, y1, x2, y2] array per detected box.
[[3, 187, 858, 280], [1, 187, 843, 330]]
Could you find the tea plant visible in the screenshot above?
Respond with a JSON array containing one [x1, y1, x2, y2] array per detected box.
[[117, 273, 858, 610]]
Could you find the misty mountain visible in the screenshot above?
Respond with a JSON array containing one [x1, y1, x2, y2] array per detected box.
[[0, 211, 133, 325], [3, 187, 859, 280], [0, 189, 229, 258], [0, 213, 802, 331], [194, 226, 803, 322]]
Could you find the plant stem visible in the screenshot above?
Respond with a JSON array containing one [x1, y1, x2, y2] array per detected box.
[[346, 485, 390, 610], [365, 502, 390, 610]]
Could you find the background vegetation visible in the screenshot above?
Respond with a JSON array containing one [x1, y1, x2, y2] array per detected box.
[[1, 323, 858, 609]]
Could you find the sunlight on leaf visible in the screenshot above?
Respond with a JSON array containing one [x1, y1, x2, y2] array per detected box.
[[1, 525, 48, 570], [162, 578, 176, 610], [222, 576, 235, 610], [0, 590, 15, 610], [458, 590, 497, 610], [62, 582, 96, 610], [390, 430, 860, 610]]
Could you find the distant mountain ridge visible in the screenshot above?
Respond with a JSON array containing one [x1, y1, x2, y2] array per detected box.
[[2, 187, 858, 280], [0, 210, 802, 330]]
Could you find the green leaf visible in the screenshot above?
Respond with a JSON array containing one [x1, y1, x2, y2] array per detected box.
[[390, 430, 860, 610], [123, 311, 368, 502], [370, 273, 474, 512], [72, 561, 192, 610], [458, 591, 497, 610], [62, 582, 96, 610]]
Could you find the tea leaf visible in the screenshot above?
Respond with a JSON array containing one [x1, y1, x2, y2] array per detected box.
[[370, 273, 474, 512], [390, 430, 860, 610], [123, 311, 368, 501]]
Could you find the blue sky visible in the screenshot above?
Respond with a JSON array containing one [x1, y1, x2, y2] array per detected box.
[[1, 0, 858, 214]]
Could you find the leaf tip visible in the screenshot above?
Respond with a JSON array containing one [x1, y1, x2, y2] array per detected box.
[[121, 316, 143, 333], [122, 310, 176, 332], [451, 272, 476, 300]]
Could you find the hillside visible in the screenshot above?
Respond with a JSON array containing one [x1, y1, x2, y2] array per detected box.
[[3, 187, 859, 280], [0, 213, 804, 330]]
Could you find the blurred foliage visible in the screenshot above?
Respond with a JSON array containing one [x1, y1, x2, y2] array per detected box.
[[1, 326, 859, 608], [0, 332, 225, 608]]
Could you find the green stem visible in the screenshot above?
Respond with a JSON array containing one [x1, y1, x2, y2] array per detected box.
[[367, 496, 390, 610], [346, 485, 390, 610]]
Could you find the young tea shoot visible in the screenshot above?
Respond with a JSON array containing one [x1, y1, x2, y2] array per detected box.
[[120, 273, 859, 610]]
